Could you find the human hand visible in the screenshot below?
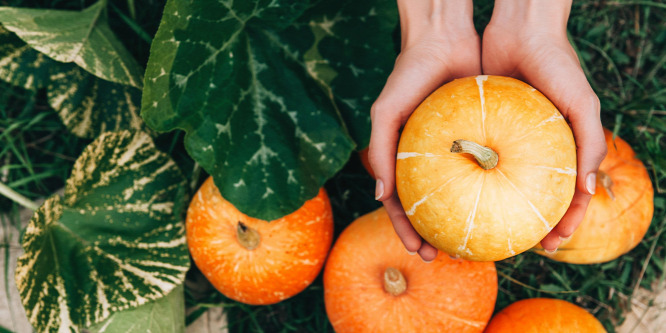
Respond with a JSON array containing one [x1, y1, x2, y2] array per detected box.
[[369, 0, 481, 262], [482, 0, 607, 253]]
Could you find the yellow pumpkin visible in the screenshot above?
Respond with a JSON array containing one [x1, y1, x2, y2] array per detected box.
[[538, 129, 653, 263], [396, 75, 576, 261]]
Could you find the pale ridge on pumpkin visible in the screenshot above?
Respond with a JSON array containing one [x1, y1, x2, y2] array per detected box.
[[475, 75, 488, 142], [396, 152, 442, 160], [509, 114, 566, 143], [531, 165, 577, 176], [405, 176, 458, 216], [459, 179, 485, 255], [496, 169, 552, 231]]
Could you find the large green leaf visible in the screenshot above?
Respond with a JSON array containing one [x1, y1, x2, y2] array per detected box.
[[142, 0, 397, 220], [0, 0, 144, 88], [15, 131, 189, 333], [86, 285, 185, 333], [0, 26, 145, 139]]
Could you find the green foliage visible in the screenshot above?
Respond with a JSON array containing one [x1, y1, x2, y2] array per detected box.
[[15, 131, 189, 332], [0, 82, 89, 211], [0, 26, 145, 139], [141, 0, 397, 220], [0, 0, 144, 88], [87, 285, 186, 333]]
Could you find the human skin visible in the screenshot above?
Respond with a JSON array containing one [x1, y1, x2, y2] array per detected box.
[[369, 0, 606, 261]]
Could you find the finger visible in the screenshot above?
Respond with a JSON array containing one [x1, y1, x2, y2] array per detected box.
[[540, 189, 592, 251], [369, 113, 402, 201], [418, 242, 439, 262], [568, 99, 607, 195], [383, 193, 423, 253], [540, 232, 561, 253], [553, 189, 593, 238]]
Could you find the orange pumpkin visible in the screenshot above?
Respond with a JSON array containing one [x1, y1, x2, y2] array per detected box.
[[485, 298, 606, 332], [396, 75, 577, 261], [538, 129, 653, 263], [324, 207, 497, 332], [359, 147, 376, 178], [186, 177, 333, 305]]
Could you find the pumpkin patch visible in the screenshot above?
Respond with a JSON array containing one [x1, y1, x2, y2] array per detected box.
[[396, 75, 577, 261], [186, 177, 334, 305], [324, 207, 498, 332]]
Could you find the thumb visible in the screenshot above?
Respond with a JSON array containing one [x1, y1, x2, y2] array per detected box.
[[369, 50, 480, 200], [369, 54, 452, 201]]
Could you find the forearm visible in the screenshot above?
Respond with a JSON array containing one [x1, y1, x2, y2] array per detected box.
[[489, 0, 572, 36], [397, 0, 476, 49]]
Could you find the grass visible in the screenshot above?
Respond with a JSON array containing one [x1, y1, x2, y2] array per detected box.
[[0, 0, 664, 332]]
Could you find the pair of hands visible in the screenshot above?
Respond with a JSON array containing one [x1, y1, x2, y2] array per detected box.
[[368, 0, 607, 261]]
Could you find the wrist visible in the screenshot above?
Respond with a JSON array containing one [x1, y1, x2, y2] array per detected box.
[[488, 0, 572, 37], [398, 0, 476, 49]]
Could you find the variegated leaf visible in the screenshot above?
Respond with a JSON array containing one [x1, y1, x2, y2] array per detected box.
[[85, 285, 184, 333], [0, 0, 144, 88], [15, 131, 189, 333], [141, 0, 397, 220], [47, 65, 144, 139], [0, 26, 145, 139], [0, 25, 51, 90]]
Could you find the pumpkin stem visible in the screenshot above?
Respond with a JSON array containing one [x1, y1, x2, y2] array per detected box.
[[450, 140, 498, 170], [597, 171, 615, 200], [236, 221, 260, 250], [383, 267, 407, 296]]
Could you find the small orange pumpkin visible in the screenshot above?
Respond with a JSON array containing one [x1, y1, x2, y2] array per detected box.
[[324, 207, 497, 332], [539, 129, 654, 263], [186, 177, 334, 305], [396, 75, 577, 261], [485, 298, 606, 332]]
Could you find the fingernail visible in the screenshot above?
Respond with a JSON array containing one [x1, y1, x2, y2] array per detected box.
[[586, 173, 596, 195], [406, 249, 416, 256], [559, 235, 572, 242], [449, 255, 459, 260], [375, 179, 384, 200], [544, 248, 558, 255], [421, 257, 433, 263]]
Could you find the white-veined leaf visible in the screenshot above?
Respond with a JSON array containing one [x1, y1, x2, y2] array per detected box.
[[0, 0, 144, 88], [15, 131, 189, 332], [0, 26, 145, 139], [141, 0, 397, 220]]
